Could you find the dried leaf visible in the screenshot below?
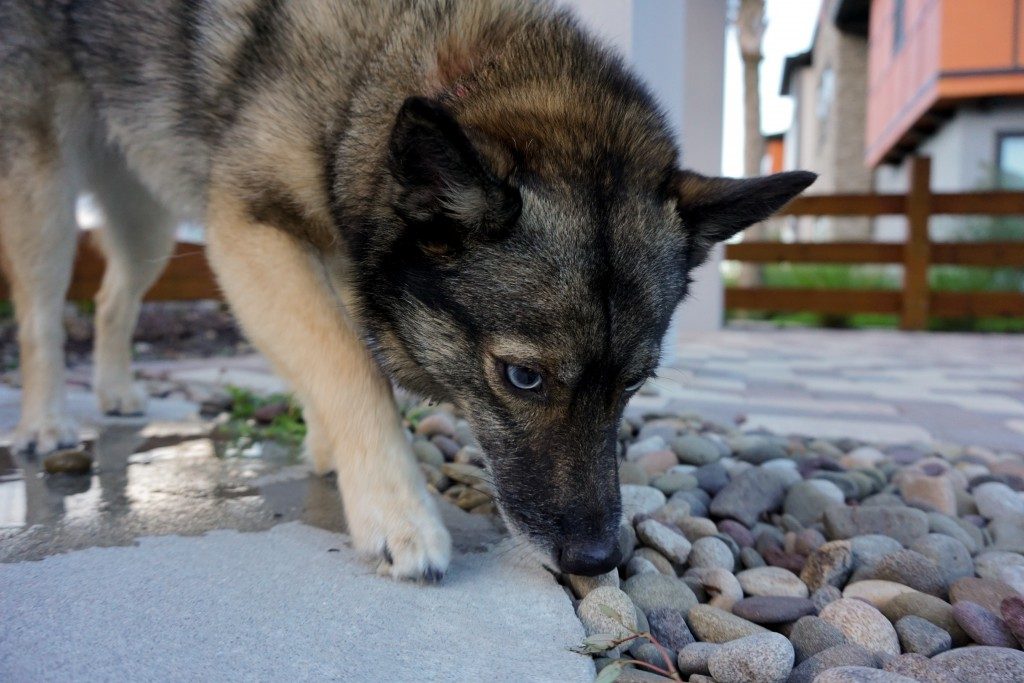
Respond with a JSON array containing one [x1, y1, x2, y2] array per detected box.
[[594, 660, 626, 683]]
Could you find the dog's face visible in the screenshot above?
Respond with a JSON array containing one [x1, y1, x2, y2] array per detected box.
[[356, 98, 814, 575]]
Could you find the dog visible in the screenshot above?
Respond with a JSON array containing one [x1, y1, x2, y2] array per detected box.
[[0, 0, 814, 581]]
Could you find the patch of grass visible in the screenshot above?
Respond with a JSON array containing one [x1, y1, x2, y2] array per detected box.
[[756, 263, 900, 290], [218, 386, 307, 447]]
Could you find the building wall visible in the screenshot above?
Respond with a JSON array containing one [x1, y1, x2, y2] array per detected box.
[[874, 100, 1024, 240], [560, 0, 728, 330], [785, 0, 873, 240], [867, 0, 1024, 166]]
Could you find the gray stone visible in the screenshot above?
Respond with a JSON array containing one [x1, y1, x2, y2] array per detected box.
[[626, 555, 660, 577], [787, 644, 878, 683], [927, 512, 982, 553], [709, 467, 789, 527], [688, 536, 734, 571], [869, 549, 947, 597], [707, 632, 794, 683], [693, 461, 729, 494], [621, 485, 667, 522], [411, 439, 445, 466], [633, 547, 675, 576], [673, 515, 718, 542], [949, 576, 1019, 615], [784, 480, 846, 526], [646, 607, 695, 652], [931, 646, 1024, 683], [895, 615, 952, 656], [883, 653, 960, 683], [850, 535, 904, 570], [741, 547, 767, 568], [820, 598, 900, 656], [626, 436, 669, 462], [823, 506, 929, 546], [952, 600, 1018, 648], [650, 471, 697, 495], [577, 586, 639, 657], [731, 596, 816, 624], [736, 566, 809, 598], [909, 534, 974, 586], [676, 642, 719, 676], [789, 615, 847, 663], [813, 667, 917, 683], [800, 540, 854, 592], [881, 592, 969, 647], [567, 569, 619, 599], [635, 518, 691, 564], [686, 567, 743, 610], [619, 460, 650, 486], [621, 573, 698, 618], [686, 604, 768, 643], [990, 515, 1024, 553], [973, 482, 1024, 520], [619, 521, 638, 565], [732, 437, 789, 465], [811, 585, 843, 612], [671, 434, 721, 466], [975, 551, 1024, 584]]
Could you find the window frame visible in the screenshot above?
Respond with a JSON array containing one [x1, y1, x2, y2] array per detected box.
[[995, 130, 1024, 188]]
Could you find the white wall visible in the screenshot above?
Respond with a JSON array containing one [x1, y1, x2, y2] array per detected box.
[[562, 0, 729, 331], [874, 101, 1024, 241]]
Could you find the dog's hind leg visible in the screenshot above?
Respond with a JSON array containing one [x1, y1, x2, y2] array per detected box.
[[83, 141, 177, 415], [0, 122, 80, 453], [206, 192, 451, 582]]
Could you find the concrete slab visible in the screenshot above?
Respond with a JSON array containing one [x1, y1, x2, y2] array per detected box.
[[0, 523, 593, 682], [740, 414, 932, 444]]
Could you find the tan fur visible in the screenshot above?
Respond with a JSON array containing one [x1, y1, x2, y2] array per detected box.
[[205, 186, 451, 579]]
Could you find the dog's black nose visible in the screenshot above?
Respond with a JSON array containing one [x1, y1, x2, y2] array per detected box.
[[558, 538, 621, 576]]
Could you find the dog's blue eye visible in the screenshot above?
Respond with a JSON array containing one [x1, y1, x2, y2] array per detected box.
[[506, 364, 542, 391], [625, 378, 646, 392]]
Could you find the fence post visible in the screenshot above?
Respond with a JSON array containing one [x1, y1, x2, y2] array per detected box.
[[901, 156, 932, 330]]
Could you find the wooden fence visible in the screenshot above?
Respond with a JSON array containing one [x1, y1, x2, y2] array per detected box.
[[0, 235, 220, 302], [725, 156, 1024, 330], [1, 155, 1021, 332]]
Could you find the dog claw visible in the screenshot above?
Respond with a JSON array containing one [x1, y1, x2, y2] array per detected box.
[[421, 565, 445, 584]]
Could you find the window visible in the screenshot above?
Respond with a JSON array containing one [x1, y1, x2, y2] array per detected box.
[[893, 0, 905, 54], [997, 133, 1024, 188]]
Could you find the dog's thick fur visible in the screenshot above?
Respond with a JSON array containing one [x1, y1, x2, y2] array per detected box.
[[0, 0, 813, 580]]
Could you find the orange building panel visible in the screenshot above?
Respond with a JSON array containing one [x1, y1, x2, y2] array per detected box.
[[866, 0, 1024, 166]]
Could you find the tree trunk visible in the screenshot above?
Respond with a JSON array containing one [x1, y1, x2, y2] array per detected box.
[[737, 0, 766, 287]]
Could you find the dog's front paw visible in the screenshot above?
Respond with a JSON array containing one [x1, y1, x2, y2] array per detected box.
[[13, 414, 80, 454], [95, 381, 147, 417], [348, 491, 452, 583]]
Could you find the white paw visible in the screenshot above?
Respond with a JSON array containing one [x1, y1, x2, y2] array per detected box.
[[96, 381, 148, 416], [303, 423, 334, 475], [347, 490, 452, 583], [13, 414, 80, 454]]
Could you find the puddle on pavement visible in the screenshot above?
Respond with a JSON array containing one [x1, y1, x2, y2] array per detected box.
[[0, 423, 501, 562], [0, 424, 346, 562]]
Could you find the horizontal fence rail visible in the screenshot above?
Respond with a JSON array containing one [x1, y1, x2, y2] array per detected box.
[[724, 156, 1024, 330], [0, 234, 221, 302], [0, 156, 1019, 333]]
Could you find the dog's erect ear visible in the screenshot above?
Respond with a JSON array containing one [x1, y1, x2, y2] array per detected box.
[[388, 96, 521, 240], [673, 169, 816, 266]]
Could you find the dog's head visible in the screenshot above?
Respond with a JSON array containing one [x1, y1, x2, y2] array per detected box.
[[354, 96, 814, 576]]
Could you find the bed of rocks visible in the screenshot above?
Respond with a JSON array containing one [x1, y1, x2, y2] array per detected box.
[[560, 412, 1024, 683], [406, 399, 1024, 682]]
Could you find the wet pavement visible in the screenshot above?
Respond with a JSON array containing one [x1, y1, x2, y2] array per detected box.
[[0, 422, 502, 562], [1, 422, 592, 682]]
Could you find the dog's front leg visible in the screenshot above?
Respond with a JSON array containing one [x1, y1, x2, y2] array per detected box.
[[206, 194, 451, 581]]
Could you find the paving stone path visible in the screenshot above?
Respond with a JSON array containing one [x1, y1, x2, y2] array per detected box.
[[641, 328, 1024, 452]]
